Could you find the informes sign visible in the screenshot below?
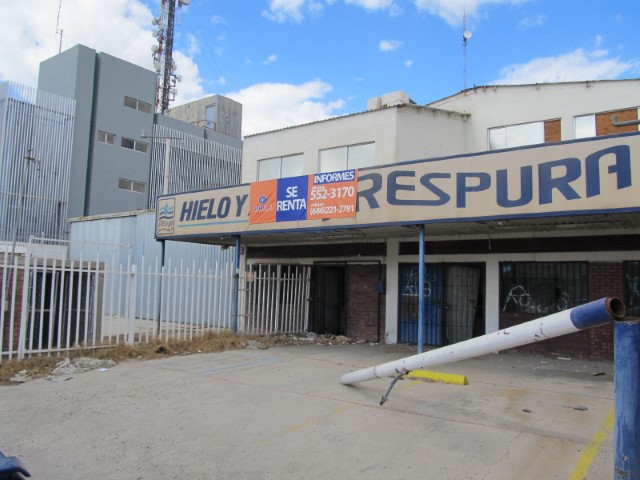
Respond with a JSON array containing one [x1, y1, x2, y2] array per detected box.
[[307, 170, 358, 220], [248, 170, 357, 224]]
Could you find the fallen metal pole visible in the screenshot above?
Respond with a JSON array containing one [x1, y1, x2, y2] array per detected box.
[[341, 297, 625, 385], [614, 316, 640, 479]]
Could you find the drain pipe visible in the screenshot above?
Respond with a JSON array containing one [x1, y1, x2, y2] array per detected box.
[[341, 297, 625, 385], [614, 316, 640, 479]]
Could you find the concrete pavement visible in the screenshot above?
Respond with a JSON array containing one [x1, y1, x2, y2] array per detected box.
[[0, 344, 614, 479]]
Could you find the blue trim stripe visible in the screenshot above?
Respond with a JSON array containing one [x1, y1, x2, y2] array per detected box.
[[569, 298, 611, 330]]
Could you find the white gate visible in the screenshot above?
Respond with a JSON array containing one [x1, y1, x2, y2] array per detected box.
[[242, 264, 311, 335]]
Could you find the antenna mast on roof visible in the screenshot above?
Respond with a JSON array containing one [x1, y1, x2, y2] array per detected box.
[[56, 0, 63, 53], [151, 0, 190, 114], [462, 10, 472, 91]]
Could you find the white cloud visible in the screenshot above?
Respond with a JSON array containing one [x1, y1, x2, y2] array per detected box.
[[413, 0, 526, 26], [224, 80, 345, 136], [345, 0, 396, 10], [518, 14, 546, 30], [405, 59, 414, 68], [379, 40, 403, 52], [171, 51, 205, 105], [263, 54, 279, 65], [264, 0, 398, 22], [492, 48, 638, 85], [263, 0, 307, 22], [0, 0, 156, 86], [0, 0, 208, 113], [594, 34, 604, 48], [186, 34, 201, 56], [211, 15, 227, 25]]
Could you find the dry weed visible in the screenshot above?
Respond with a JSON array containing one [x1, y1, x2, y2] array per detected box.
[[0, 332, 282, 385]]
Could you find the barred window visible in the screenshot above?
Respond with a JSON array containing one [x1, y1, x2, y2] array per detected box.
[[500, 262, 587, 315]]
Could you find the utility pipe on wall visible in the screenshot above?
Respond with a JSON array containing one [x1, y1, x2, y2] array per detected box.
[[340, 297, 624, 385]]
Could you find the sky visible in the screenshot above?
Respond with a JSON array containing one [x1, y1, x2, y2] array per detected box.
[[0, 0, 638, 136]]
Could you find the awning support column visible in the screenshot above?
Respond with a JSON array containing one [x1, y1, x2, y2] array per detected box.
[[418, 224, 425, 354]]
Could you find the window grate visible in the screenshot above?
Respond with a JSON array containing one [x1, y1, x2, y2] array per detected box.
[[500, 261, 587, 315]]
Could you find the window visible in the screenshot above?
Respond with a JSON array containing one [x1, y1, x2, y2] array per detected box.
[[319, 142, 375, 172], [121, 137, 149, 154], [118, 178, 146, 193], [489, 122, 545, 150], [500, 262, 587, 315], [97, 130, 115, 145], [574, 115, 596, 139], [575, 108, 640, 139], [257, 153, 304, 180], [124, 96, 152, 114], [205, 104, 216, 129]]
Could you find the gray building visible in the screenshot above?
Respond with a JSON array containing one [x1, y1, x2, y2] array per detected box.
[[37, 44, 242, 219]]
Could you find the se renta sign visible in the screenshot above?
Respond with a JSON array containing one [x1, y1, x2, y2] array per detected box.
[[156, 134, 640, 239], [247, 170, 358, 224]]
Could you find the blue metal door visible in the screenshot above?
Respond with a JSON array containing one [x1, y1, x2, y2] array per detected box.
[[399, 263, 484, 346], [399, 264, 443, 346]]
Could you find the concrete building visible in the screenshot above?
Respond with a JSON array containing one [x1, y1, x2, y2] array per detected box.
[[157, 79, 640, 359], [37, 44, 242, 219]]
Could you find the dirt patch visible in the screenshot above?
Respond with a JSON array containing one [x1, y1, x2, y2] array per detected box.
[[0, 332, 363, 385]]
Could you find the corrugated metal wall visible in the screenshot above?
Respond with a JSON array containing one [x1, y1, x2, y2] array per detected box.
[[68, 210, 235, 322], [69, 210, 235, 269], [0, 81, 75, 242]]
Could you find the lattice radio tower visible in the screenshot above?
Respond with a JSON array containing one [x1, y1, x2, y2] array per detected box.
[[151, 0, 191, 113]]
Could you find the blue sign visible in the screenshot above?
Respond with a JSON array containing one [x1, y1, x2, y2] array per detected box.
[[276, 175, 308, 222]]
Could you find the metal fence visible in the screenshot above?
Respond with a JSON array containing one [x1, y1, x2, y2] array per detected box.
[[0, 250, 236, 361], [1, 251, 312, 361]]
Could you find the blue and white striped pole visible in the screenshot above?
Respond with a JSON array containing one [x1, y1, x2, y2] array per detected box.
[[614, 316, 640, 479], [341, 297, 625, 385]]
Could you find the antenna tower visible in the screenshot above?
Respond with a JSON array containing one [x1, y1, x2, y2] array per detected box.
[[462, 11, 472, 91], [152, 0, 190, 113], [56, 0, 63, 53]]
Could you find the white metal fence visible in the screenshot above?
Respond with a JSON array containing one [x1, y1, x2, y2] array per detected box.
[[1, 252, 312, 361]]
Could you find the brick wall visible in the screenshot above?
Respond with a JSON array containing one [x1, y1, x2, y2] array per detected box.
[[586, 262, 623, 360], [1, 265, 24, 354], [501, 262, 622, 360], [544, 119, 561, 142], [345, 265, 385, 342], [596, 108, 638, 136]]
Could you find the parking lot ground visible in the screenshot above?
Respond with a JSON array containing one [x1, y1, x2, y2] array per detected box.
[[0, 344, 615, 480]]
